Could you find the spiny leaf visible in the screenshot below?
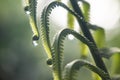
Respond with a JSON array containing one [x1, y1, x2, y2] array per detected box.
[[40, 1, 81, 59], [52, 29, 90, 80], [52, 28, 96, 80], [24, 0, 39, 41], [63, 59, 110, 80], [40, 1, 79, 78], [40, 7, 52, 58]]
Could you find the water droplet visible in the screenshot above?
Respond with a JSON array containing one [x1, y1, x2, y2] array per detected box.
[[32, 40, 38, 47], [24, 6, 30, 15], [80, 17, 83, 20], [46, 58, 52, 66], [68, 34, 74, 40], [33, 35, 39, 40]]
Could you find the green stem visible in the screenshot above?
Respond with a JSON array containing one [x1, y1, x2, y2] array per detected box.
[[69, 0, 108, 75]]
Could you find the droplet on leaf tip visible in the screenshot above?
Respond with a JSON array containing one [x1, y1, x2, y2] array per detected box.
[[32, 35, 39, 40], [32, 35, 39, 46], [32, 40, 38, 47], [46, 58, 52, 66], [24, 6, 30, 15]]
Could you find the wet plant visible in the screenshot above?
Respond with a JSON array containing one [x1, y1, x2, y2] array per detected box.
[[24, 0, 120, 80]]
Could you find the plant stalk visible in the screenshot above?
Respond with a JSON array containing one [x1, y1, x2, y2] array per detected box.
[[69, 0, 109, 74]]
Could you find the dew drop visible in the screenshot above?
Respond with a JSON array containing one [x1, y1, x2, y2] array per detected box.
[[33, 35, 39, 41], [46, 58, 52, 66], [24, 6, 30, 15], [68, 34, 74, 40], [32, 40, 38, 47], [32, 35, 39, 46], [80, 17, 83, 20]]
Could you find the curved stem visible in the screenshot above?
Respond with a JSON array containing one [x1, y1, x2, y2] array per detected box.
[[63, 59, 111, 80], [69, 0, 109, 75]]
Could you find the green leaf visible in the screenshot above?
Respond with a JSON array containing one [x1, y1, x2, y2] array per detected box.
[[87, 23, 105, 48], [100, 47, 120, 75], [79, 41, 89, 58], [67, 1, 75, 29], [93, 27, 105, 48], [78, 0, 90, 21], [111, 53, 120, 75], [100, 47, 120, 59], [67, 12, 75, 29], [63, 59, 110, 80]]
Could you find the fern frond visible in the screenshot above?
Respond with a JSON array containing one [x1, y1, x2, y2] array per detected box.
[[51, 28, 96, 80], [40, 7, 52, 58], [40, 1, 81, 59], [24, 0, 39, 40], [63, 59, 110, 80]]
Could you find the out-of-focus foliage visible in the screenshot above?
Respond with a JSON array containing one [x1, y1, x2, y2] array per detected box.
[[0, 0, 51, 80]]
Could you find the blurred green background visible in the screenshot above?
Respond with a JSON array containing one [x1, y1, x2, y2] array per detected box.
[[0, 0, 120, 80], [0, 0, 53, 80]]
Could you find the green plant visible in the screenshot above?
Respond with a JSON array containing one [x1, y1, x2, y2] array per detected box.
[[24, 0, 120, 80]]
